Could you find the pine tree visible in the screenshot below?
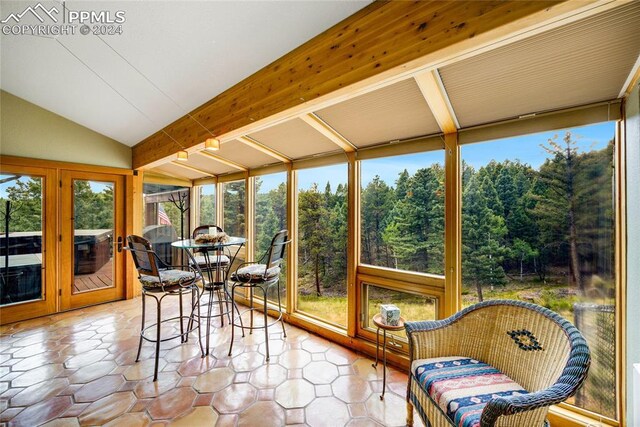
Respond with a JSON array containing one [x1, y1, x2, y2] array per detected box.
[[361, 176, 395, 266], [462, 175, 508, 301]]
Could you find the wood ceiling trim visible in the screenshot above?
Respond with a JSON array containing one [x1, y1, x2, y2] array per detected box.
[[620, 53, 640, 98], [170, 161, 216, 177], [133, 0, 580, 169], [414, 70, 459, 134], [300, 113, 356, 153], [236, 136, 291, 163], [195, 151, 248, 172]]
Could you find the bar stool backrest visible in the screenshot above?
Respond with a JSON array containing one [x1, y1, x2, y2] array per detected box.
[[265, 230, 289, 273], [126, 235, 162, 277]]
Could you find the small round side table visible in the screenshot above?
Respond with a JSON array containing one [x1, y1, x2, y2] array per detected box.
[[371, 313, 405, 400]]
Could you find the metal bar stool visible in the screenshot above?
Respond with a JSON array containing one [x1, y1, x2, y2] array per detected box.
[[125, 235, 204, 381], [189, 225, 243, 355], [228, 230, 290, 361]]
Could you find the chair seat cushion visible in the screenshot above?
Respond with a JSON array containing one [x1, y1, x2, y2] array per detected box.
[[191, 254, 230, 267], [140, 269, 198, 289], [412, 356, 528, 427], [232, 264, 280, 283]]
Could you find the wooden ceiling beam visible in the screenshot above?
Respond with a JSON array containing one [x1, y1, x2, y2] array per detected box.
[[619, 53, 640, 98], [414, 70, 459, 134], [195, 151, 248, 172], [133, 0, 605, 169], [300, 113, 356, 153], [170, 161, 216, 177], [236, 136, 291, 163]]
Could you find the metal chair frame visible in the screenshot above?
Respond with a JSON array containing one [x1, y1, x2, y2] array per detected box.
[[228, 229, 290, 361], [125, 235, 204, 381]]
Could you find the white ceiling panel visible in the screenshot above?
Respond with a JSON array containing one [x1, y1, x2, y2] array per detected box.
[[249, 118, 341, 159], [315, 79, 441, 147], [439, 2, 640, 127], [217, 140, 280, 169]]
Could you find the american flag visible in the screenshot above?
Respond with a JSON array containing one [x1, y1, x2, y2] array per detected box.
[[158, 205, 171, 225]]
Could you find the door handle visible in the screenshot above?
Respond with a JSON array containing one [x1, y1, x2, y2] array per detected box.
[[117, 236, 124, 253]]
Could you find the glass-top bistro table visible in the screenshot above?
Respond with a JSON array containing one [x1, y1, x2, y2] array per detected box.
[[171, 236, 246, 355]]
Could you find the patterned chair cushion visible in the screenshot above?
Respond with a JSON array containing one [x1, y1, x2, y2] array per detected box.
[[232, 264, 280, 283], [192, 254, 230, 267], [412, 356, 529, 427], [140, 269, 197, 289]]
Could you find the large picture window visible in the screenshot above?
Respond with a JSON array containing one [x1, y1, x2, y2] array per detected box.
[[461, 122, 617, 419], [222, 180, 246, 238], [297, 164, 348, 327], [360, 151, 445, 275]]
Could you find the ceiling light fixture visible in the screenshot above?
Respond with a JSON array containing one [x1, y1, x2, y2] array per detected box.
[[176, 150, 189, 161], [205, 138, 220, 151]]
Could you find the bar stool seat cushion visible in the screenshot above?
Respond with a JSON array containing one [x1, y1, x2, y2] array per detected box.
[[140, 269, 198, 289], [192, 254, 230, 267], [232, 264, 281, 283]]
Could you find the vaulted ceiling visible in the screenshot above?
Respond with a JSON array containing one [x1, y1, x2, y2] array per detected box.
[[0, 0, 368, 146]]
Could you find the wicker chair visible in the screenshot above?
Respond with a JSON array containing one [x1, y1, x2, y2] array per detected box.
[[405, 300, 590, 427]]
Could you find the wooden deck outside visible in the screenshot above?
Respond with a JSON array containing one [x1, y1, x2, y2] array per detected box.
[[73, 258, 113, 293]]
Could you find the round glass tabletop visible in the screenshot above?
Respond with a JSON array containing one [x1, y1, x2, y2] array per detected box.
[[171, 237, 246, 249]]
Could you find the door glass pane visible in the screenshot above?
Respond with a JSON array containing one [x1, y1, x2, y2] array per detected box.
[[297, 164, 348, 327], [255, 173, 287, 306], [460, 122, 617, 418], [1, 175, 43, 305], [72, 180, 114, 294]]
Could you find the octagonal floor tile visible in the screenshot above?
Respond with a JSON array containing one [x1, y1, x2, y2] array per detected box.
[[193, 367, 234, 393], [332, 375, 372, 403], [249, 364, 288, 389], [9, 396, 72, 427], [134, 371, 181, 399], [10, 378, 69, 407], [12, 363, 64, 388], [365, 392, 406, 427], [302, 360, 339, 385], [103, 412, 151, 427], [212, 383, 257, 413], [123, 359, 167, 381], [74, 375, 125, 403], [306, 396, 350, 427], [78, 392, 136, 426], [64, 349, 109, 370], [146, 387, 197, 420], [278, 349, 311, 370], [238, 401, 284, 427], [68, 361, 117, 384], [231, 351, 264, 372], [275, 379, 315, 408], [170, 406, 219, 426]]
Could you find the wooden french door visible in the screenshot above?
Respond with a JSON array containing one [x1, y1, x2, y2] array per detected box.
[[0, 165, 57, 323], [60, 170, 126, 310]]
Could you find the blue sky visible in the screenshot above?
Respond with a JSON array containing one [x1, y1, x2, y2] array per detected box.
[[3, 122, 613, 199], [237, 121, 616, 193]]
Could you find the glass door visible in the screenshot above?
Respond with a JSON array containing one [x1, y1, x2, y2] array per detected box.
[[0, 165, 57, 323], [60, 170, 125, 310]]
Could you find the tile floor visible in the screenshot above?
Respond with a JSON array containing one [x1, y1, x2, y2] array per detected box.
[[0, 297, 424, 426]]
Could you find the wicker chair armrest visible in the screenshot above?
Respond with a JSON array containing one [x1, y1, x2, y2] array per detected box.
[[480, 339, 590, 426]]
